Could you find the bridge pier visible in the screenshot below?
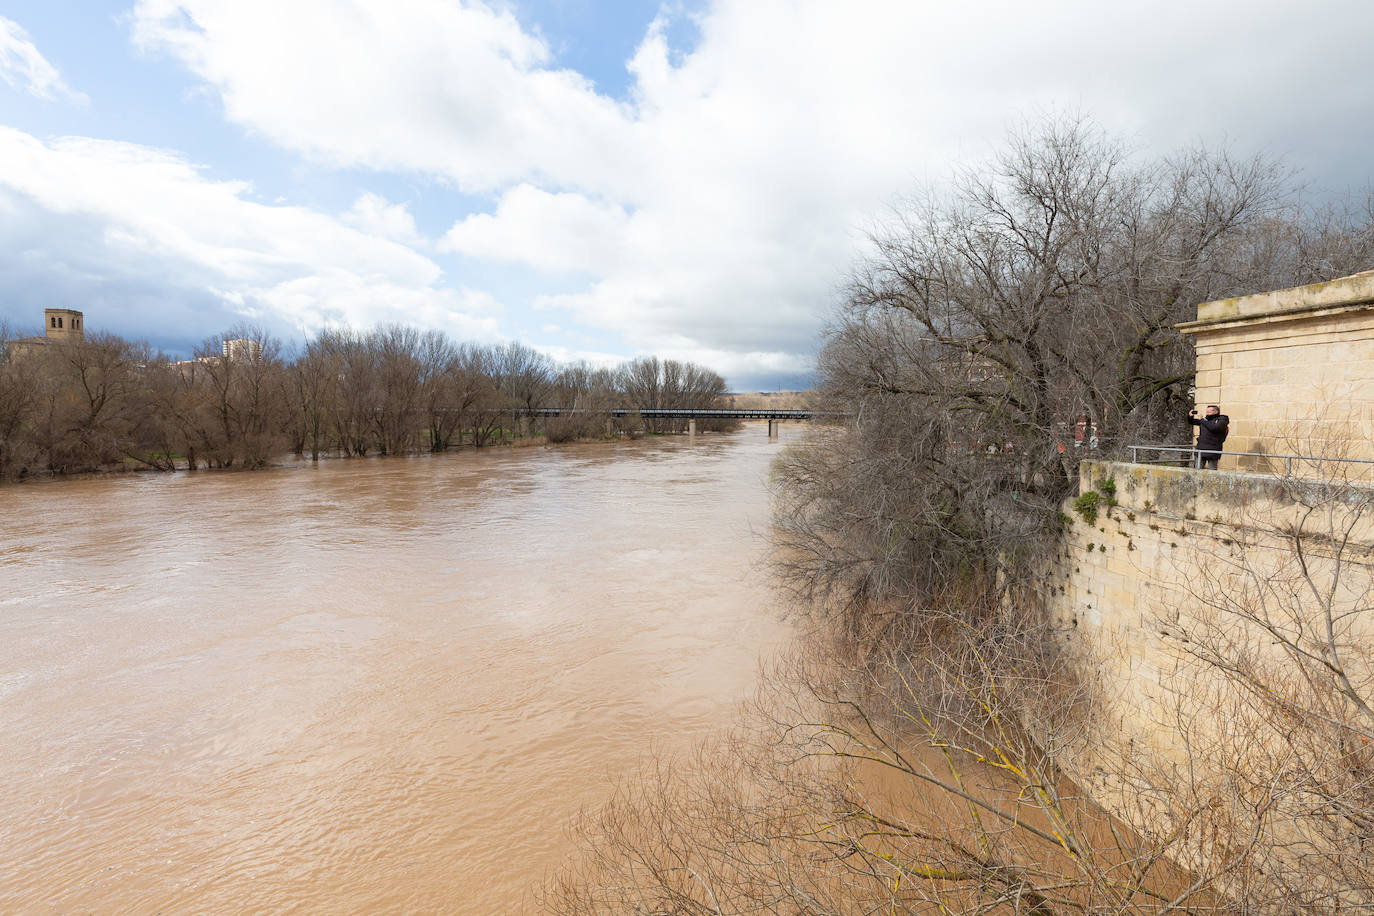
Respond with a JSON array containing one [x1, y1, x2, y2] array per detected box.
[[768, 419, 778, 438], [688, 419, 697, 437]]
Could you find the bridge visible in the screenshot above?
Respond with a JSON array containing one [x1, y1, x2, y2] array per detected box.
[[521, 406, 830, 437], [434, 405, 834, 436], [527, 407, 816, 419]]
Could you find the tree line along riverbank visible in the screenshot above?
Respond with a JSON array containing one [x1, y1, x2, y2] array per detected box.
[[0, 323, 736, 482]]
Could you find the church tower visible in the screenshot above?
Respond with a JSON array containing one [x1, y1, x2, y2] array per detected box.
[[44, 309, 84, 344]]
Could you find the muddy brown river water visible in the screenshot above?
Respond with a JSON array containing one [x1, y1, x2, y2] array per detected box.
[[0, 423, 795, 914]]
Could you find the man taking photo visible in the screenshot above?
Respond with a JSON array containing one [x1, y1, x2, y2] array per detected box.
[[1188, 405, 1230, 470]]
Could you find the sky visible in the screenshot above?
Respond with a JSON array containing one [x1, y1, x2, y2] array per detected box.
[[1, 1, 1373, 390]]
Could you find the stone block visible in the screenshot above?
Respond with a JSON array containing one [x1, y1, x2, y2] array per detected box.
[[1248, 368, 1286, 386]]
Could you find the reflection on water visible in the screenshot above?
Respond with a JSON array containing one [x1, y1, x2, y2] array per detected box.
[[0, 423, 795, 914]]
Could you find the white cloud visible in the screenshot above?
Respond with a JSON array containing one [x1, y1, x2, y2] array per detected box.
[[129, 0, 635, 192], [0, 127, 502, 346], [124, 0, 1374, 379], [342, 192, 423, 245], [532, 343, 629, 369], [0, 16, 87, 105], [440, 184, 631, 275]]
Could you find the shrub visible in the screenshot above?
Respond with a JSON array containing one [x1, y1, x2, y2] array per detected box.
[[1073, 490, 1102, 524]]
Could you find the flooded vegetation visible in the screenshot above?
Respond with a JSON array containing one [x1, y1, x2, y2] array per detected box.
[[0, 323, 732, 480]]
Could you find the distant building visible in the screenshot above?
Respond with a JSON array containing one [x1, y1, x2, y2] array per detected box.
[[222, 338, 262, 362], [168, 336, 265, 373], [43, 308, 84, 343], [6, 308, 86, 357]]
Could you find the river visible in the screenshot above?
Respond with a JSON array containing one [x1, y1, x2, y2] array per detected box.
[[0, 423, 795, 914]]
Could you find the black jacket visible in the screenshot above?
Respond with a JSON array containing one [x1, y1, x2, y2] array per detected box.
[[1189, 413, 1230, 451]]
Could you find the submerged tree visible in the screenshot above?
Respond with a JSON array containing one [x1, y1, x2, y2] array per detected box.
[[0, 322, 41, 479], [0, 320, 736, 478]]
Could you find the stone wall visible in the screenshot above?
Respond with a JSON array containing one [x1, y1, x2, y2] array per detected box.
[[1037, 275, 1374, 885], [1045, 458, 1374, 872]]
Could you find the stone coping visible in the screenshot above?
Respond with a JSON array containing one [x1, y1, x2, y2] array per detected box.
[[1176, 271, 1374, 334], [1080, 459, 1374, 525]]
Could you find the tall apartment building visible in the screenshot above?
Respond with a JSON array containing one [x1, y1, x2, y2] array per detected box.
[[222, 338, 262, 362]]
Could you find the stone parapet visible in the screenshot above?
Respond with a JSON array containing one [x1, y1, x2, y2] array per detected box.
[[1078, 459, 1374, 541]]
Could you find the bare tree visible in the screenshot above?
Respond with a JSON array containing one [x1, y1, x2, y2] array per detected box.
[[546, 603, 1241, 915], [371, 324, 424, 455], [0, 322, 41, 479], [191, 325, 288, 469], [31, 331, 148, 472], [462, 344, 504, 447], [546, 362, 620, 442], [775, 115, 1360, 627], [621, 356, 666, 433], [1230, 191, 1374, 293], [414, 331, 459, 452], [619, 356, 731, 434], [675, 360, 731, 416], [142, 355, 210, 470], [121, 350, 182, 472], [288, 333, 341, 461], [491, 341, 553, 439], [316, 328, 377, 456]]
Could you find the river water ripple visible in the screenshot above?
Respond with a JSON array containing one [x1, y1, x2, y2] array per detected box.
[[0, 423, 794, 914]]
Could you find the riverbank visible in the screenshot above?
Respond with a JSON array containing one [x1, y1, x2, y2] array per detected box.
[[0, 423, 738, 486]]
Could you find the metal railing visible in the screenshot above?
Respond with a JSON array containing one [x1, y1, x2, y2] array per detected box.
[[1126, 444, 1374, 474]]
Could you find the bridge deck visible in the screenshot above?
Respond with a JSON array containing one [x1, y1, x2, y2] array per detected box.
[[526, 407, 821, 420]]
